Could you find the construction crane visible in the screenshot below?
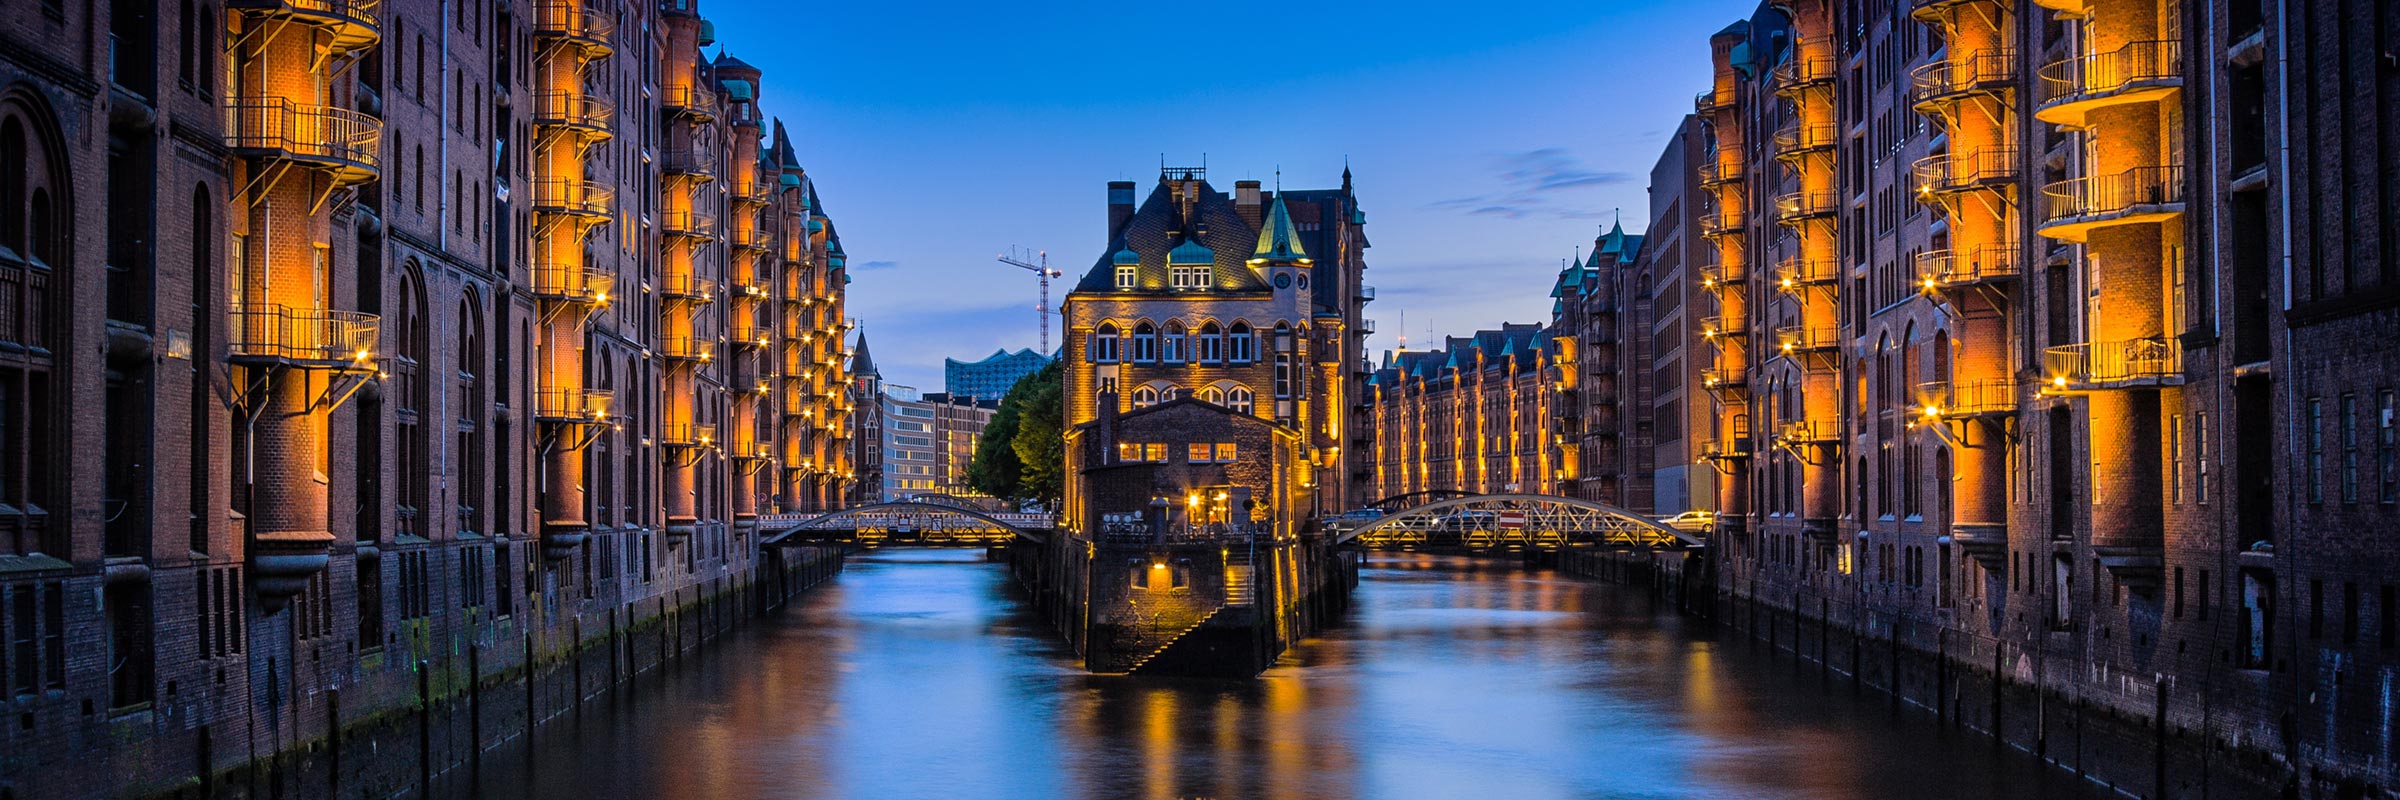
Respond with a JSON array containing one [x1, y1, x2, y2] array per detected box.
[[996, 247, 1063, 354]]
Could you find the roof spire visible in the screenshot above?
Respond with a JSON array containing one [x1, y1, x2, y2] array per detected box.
[[1251, 194, 1310, 262]]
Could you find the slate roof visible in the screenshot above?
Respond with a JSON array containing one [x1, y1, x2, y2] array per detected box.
[[1072, 175, 1274, 294]]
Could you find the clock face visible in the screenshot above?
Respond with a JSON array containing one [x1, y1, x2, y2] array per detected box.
[[1274, 274, 1292, 289]]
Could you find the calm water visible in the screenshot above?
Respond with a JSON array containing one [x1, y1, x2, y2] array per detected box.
[[461, 550, 2102, 800]]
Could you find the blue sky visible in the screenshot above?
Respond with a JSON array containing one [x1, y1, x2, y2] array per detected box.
[[709, 0, 1735, 390]]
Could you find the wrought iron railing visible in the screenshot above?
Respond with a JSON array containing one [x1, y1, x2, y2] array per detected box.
[[660, 210, 718, 241], [2042, 165, 2185, 227], [1915, 244, 2021, 286], [231, 0, 379, 38], [661, 423, 715, 448], [532, 0, 613, 51], [1772, 190, 1838, 223], [661, 82, 718, 118], [1778, 418, 1842, 443], [1912, 147, 2018, 195], [531, 178, 612, 218], [2044, 339, 2182, 387], [1775, 324, 1841, 353], [1699, 255, 1746, 286], [2039, 39, 2182, 109], [229, 305, 379, 366], [1773, 257, 1840, 288], [1772, 120, 1837, 155], [657, 336, 715, 363], [531, 259, 615, 305], [534, 388, 614, 422], [532, 92, 612, 135], [224, 99, 382, 174], [1918, 379, 2018, 417], [661, 146, 715, 180], [1910, 49, 2016, 108], [1773, 41, 1837, 90], [660, 273, 715, 303]]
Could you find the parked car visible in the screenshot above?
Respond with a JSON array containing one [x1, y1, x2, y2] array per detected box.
[[1663, 510, 1716, 533]]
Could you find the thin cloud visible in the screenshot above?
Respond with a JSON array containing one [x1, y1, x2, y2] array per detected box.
[[1431, 147, 1630, 219], [856, 259, 902, 270]]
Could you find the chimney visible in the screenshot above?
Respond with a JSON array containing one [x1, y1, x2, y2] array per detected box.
[[1235, 180, 1263, 228], [1095, 385, 1120, 462], [1107, 181, 1137, 237]]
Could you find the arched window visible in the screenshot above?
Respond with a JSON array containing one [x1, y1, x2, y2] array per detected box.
[[1092, 323, 1119, 363], [1197, 322, 1223, 363], [1131, 321, 1158, 363], [1874, 334, 1892, 415], [0, 103, 68, 556], [1161, 384, 1183, 401], [1162, 320, 1186, 363], [1932, 330, 1951, 385], [1226, 386, 1255, 415], [457, 296, 487, 536], [1227, 321, 1254, 363], [1197, 386, 1223, 406], [1130, 385, 1159, 408]]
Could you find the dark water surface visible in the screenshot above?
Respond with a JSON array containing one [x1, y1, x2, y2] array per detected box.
[[460, 550, 2104, 799]]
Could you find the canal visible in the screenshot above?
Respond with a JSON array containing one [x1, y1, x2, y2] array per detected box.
[[454, 550, 2108, 799]]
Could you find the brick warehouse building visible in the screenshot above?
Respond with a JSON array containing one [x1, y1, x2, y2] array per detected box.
[[1349, 0, 2397, 792], [1364, 323, 1558, 503], [1672, 0, 2394, 793], [0, 1, 858, 796]]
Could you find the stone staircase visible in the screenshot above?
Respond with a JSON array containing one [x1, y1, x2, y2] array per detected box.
[[1224, 565, 1256, 606], [1120, 608, 1222, 675]]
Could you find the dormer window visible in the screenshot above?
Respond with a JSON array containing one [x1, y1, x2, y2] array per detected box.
[[1171, 264, 1208, 290], [1115, 263, 1136, 289]]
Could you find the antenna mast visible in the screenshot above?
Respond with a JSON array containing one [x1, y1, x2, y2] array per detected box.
[[996, 248, 1063, 354]]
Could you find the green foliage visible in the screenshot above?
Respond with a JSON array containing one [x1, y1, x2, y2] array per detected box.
[[967, 359, 1064, 505]]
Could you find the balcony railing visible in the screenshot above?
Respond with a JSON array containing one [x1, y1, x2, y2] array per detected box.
[[229, 0, 379, 53], [224, 99, 382, 184], [1909, 49, 2016, 111], [1699, 208, 1745, 238], [1912, 147, 2018, 197], [1699, 256, 1746, 287], [2040, 165, 2185, 236], [658, 336, 715, 363], [662, 423, 715, 449], [532, 0, 613, 55], [1773, 42, 1837, 93], [1775, 324, 1841, 354], [1777, 418, 1841, 444], [732, 321, 772, 348], [1702, 314, 1749, 340], [2038, 40, 2182, 126], [531, 178, 612, 220], [1698, 156, 1744, 186], [727, 223, 768, 252], [229, 305, 379, 368], [1772, 121, 1837, 157], [1699, 433, 1751, 461], [532, 92, 613, 139], [1701, 367, 1748, 394], [1915, 244, 2021, 287], [661, 147, 716, 181], [1773, 258, 1839, 290], [531, 259, 615, 306], [660, 273, 716, 303], [660, 210, 719, 242], [1695, 89, 1730, 115], [661, 82, 719, 121], [2043, 339, 2183, 389], [730, 279, 771, 302], [1918, 379, 2018, 418], [534, 388, 614, 423], [1772, 190, 1838, 225]]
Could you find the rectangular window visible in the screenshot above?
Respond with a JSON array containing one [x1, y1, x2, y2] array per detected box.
[[1115, 264, 1135, 289], [1214, 443, 1237, 462], [1143, 443, 1166, 462], [2381, 390, 2396, 503], [2167, 414, 2183, 503], [1273, 353, 1292, 399], [2342, 394, 2360, 503], [2195, 412, 2210, 502], [1187, 443, 1212, 463], [2308, 398, 2324, 503]]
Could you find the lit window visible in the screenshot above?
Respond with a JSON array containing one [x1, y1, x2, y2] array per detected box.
[[1214, 443, 1237, 462], [1198, 386, 1223, 406], [1188, 443, 1213, 463], [1227, 386, 1253, 414], [1172, 264, 1208, 290], [1144, 443, 1166, 462], [1131, 386, 1159, 408]]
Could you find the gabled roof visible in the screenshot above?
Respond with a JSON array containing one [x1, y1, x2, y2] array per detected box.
[[1072, 175, 1271, 294]]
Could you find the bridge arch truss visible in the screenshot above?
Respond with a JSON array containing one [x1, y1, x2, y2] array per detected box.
[[1338, 494, 1700, 550], [762, 502, 1050, 547]]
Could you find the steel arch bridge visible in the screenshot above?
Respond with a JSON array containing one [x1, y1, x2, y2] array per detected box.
[[1336, 494, 1700, 551], [761, 502, 1052, 547]]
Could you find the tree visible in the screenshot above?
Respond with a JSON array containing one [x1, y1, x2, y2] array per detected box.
[[967, 359, 1064, 506], [1010, 360, 1066, 506]]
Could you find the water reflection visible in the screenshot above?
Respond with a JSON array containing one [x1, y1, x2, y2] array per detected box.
[[465, 551, 2101, 800]]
